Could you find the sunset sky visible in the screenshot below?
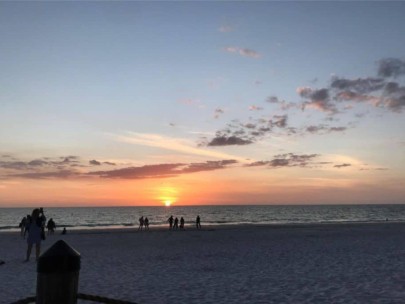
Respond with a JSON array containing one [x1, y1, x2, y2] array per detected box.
[[1, 2, 405, 207]]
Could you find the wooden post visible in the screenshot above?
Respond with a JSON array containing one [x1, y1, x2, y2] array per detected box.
[[36, 240, 81, 304]]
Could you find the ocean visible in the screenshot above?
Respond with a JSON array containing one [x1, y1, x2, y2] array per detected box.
[[1, 204, 405, 232]]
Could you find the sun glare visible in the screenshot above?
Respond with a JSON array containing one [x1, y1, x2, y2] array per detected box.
[[157, 186, 178, 207]]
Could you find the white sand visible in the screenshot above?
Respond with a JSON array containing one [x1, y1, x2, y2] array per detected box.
[[1, 223, 405, 304]]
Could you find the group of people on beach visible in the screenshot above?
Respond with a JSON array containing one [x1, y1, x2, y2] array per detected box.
[[136, 215, 202, 231], [21, 208, 46, 262], [19, 208, 67, 262], [168, 215, 201, 230], [138, 216, 150, 231], [19, 211, 57, 239]]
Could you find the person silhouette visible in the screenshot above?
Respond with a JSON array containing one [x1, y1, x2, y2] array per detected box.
[[62, 227, 67, 235], [180, 217, 185, 229], [19, 216, 27, 238], [24, 214, 31, 238], [46, 218, 56, 235], [173, 217, 179, 230], [25, 209, 42, 262], [196, 215, 201, 229], [138, 216, 144, 231], [144, 217, 149, 230], [168, 215, 174, 230]]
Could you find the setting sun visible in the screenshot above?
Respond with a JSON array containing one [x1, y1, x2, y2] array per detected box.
[[164, 200, 172, 207]]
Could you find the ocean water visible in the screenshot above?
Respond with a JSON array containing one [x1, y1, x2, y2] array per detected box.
[[1, 204, 405, 232]]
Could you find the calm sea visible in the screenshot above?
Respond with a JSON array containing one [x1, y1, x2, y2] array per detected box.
[[1, 205, 405, 232]]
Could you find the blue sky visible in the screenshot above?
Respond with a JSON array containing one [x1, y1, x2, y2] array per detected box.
[[1, 2, 405, 206]]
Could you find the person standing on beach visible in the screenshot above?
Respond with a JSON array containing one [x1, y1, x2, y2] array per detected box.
[[39, 208, 46, 240], [19, 216, 27, 238], [144, 217, 149, 230], [25, 208, 42, 262], [180, 217, 185, 229], [196, 215, 201, 229], [168, 215, 174, 230], [24, 214, 31, 238], [173, 217, 179, 230], [138, 216, 144, 231], [46, 218, 56, 235]]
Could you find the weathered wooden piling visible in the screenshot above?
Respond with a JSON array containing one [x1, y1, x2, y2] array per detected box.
[[36, 240, 81, 304]]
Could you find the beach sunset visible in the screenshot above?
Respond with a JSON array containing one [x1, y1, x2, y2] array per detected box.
[[1, 1, 405, 303], [1, 2, 404, 207]]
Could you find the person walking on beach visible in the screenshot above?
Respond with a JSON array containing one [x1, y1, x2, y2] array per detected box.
[[25, 208, 43, 262], [196, 215, 201, 229], [168, 215, 174, 230], [173, 217, 179, 230], [138, 216, 144, 231], [180, 217, 185, 229], [19, 216, 27, 238]]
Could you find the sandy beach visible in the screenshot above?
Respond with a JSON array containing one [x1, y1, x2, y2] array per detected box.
[[1, 223, 405, 304]]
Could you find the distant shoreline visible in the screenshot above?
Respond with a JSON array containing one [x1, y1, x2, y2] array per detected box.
[[2, 203, 405, 209], [2, 221, 405, 235]]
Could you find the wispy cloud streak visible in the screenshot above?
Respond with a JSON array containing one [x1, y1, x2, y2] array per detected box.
[[223, 46, 261, 58], [112, 132, 247, 162]]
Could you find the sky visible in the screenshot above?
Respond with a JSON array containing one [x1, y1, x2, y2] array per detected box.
[[1, 1, 405, 207]]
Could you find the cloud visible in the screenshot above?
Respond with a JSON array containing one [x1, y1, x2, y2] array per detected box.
[[266, 96, 280, 104], [103, 161, 116, 166], [334, 91, 380, 105], [325, 58, 405, 113], [298, 87, 337, 114], [270, 115, 288, 128], [360, 167, 389, 171], [331, 77, 385, 94], [329, 127, 347, 132], [204, 57, 405, 151], [333, 79, 405, 112], [246, 153, 320, 168], [113, 132, 247, 161], [249, 105, 263, 111], [207, 136, 253, 146], [239, 48, 260, 58], [334, 163, 351, 168], [305, 125, 347, 134], [89, 160, 238, 179], [378, 58, 405, 78], [0, 155, 120, 180], [0, 161, 28, 170], [223, 46, 260, 58], [381, 82, 405, 112], [12, 170, 78, 179], [28, 159, 48, 166], [0, 156, 82, 171], [266, 96, 298, 111], [204, 113, 292, 147], [214, 107, 225, 119], [180, 160, 238, 174]]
